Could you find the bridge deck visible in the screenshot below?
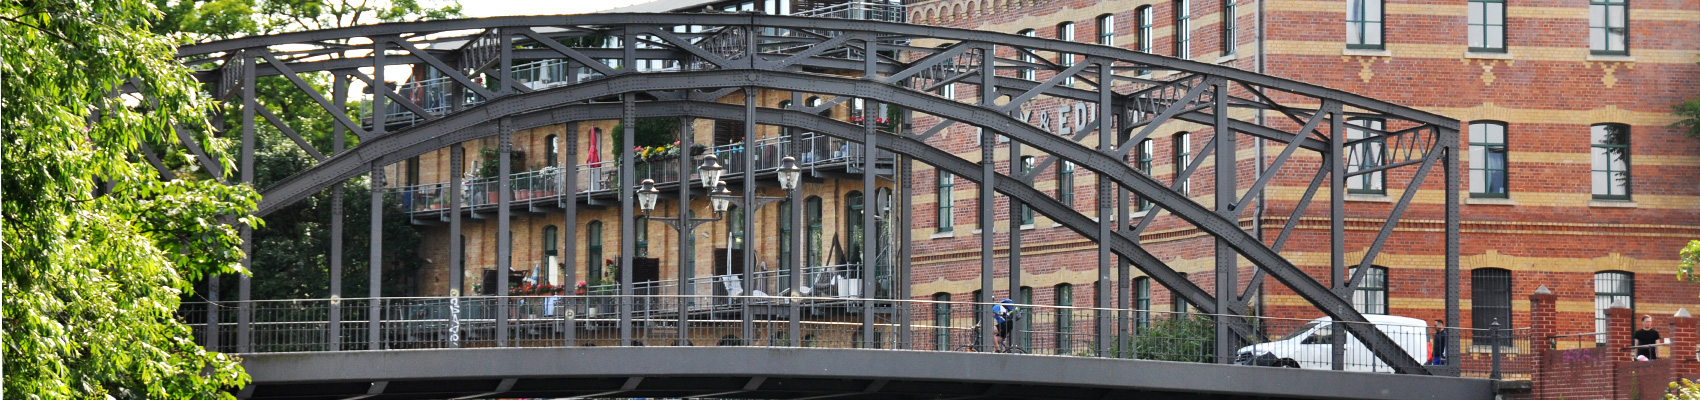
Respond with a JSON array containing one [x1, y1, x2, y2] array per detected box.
[[239, 347, 1492, 400]]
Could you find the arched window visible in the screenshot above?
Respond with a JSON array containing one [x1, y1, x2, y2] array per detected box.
[[635, 216, 649, 257], [778, 199, 793, 289], [587, 221, 604, 286], [728, 205, 744, 250], [1097, 14, 1116, 46], [1221, 0, 1237, 56], [1054, 284, 1074, 354], [542, 225, 559, 283], [1056, 22, 1076, 85], [1469, 121, 1508, 198], [1019, 156, 1036, 225], [806, 96, 830, 118], [1018, 29, 1037, 80], [1173, 133, 1192, 195], [1471, 268, 1512, 346], [1594, 271, 1634, 343], [846, 191, 865, 264], [1056, 161, 1075, 208], [933, 292, 953, 350], [1349, 266, 1389, 315], [806, 196, 823, 269], [937, 172, 955, 232], [1173, 0, 1192, 58], [545, 134, 560, 167], [1136, 139, 1154, 210]]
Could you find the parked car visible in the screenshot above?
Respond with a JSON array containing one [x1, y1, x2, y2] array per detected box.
[[1234, 314, 1429, 373]]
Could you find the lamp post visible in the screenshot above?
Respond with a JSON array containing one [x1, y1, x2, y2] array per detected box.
[[700, 153, 793, 345], [637, 178, 718, 345]]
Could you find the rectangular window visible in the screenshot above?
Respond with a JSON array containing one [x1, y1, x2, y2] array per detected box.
[[1221, 0, 1237, 56], [1594, 271, 1633, 344], [1055, 284, 1074, 354], [1591, 124, 1631, 200], [1468, 0, 1506, 52], [1590, 0, 1628, 55], [1137, 6, 1154, 75], [1137, 139, 1153, 210], [1019, 29, 1037, 81], [1058, 22, 1076, 86], [1346, 119, 1386, 195], [1173, 133, 1191, 195], [1346, 0, 1384, 49], [1020, 156, 1035, 225], [1097, 14, 1115, 46], [933, 293, 952, 350], [1056, 161, 1075, 208], [1173, 0, 1192, 59], [1171, 273, 1188, 314], [937, 172, 954, 232], [1349, 266, 1388, 315], [635, 216, 649, 257], [1134, 277, 1151, 328], [1469, 122, 1508, 198], [1471, 268, 1513, 347]]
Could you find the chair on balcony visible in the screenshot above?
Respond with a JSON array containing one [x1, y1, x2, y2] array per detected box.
[[722, 274, 744, 297]]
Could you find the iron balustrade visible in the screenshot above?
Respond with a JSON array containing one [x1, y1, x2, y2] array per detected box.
[[386, 133, 879, 215], [176, 295, 1510, 379], [793, 2, 907, 22]]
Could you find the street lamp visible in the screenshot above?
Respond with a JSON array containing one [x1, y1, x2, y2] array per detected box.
[[697, 154, 724, 188], [637, 179, 660, 213], [709, 181, 734, 214], [776, 156, 801, 191]]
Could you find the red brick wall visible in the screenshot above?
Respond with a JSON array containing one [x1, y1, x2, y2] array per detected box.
[[1537, 347, 1615, 400]]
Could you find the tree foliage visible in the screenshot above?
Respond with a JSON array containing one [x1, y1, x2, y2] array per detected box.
[[1679, 240, 1700, 288], [1677, 93, 1700, 140], [2, 0, 257, 397]]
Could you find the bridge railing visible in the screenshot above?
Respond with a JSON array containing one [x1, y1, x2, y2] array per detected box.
[[176, 296, 1515, 378]]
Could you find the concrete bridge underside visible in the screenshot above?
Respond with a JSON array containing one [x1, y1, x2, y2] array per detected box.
[[238, 347, 1491, 400]]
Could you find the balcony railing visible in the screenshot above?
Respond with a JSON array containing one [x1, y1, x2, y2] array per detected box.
[[794, 2, 906, 22], [390, 133, 880, 214], [582, 263, 873, 300]]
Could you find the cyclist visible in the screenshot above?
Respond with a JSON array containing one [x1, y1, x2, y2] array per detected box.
[[993, 298, 1016, 351]]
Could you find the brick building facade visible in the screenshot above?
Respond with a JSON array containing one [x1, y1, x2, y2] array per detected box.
[[901, 0, 1700, 359]]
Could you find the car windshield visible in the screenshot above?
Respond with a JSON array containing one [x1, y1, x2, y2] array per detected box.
[[1279, 321, 1326, 341]]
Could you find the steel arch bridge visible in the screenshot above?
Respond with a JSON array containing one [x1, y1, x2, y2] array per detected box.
[[157, 12, 1466, 398]]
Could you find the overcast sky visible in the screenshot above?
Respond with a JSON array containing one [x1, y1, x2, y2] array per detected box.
[[458, 0, 657, 17]]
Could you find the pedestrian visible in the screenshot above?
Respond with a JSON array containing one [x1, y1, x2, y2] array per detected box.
[[1429, 319, 1448, 365], [1632, 315, 1661, 361]]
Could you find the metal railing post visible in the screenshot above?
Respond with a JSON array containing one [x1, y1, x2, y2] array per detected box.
[[1489, 318, 1502, 380]]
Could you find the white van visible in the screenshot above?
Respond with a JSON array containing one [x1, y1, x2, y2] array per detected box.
[[1233, 315, 1430, 373]]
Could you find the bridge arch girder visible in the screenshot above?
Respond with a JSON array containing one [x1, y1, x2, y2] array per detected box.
[[252, 69, 1431, 373], [168, 13, 1461, 377]]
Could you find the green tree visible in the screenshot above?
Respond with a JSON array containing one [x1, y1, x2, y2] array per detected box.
[[2, 0, 258, 397], [1679, 240, 1700, 287]]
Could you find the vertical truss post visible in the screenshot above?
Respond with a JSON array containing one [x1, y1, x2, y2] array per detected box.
[[564, 122, 579, 347], [789, 117, 804, 348], [1443, 130, 1461, 375], [368, 163, 385, 350], [449, 144, 464, 348], [897, 153, 913, 349], [497, 117, 513, 347], [978, 127, 996, 352], [619, 94, 636, 345], [237, 49, 256, 354], [498, 29, 513, 96], [861, 97, 877, 348], [679, 117, 696, 346], [1328, 111, 1345, 370], [1109, 62, 1131, 359], [977, 44, 997, 353], [372, 38, 387, 137], [1095, 60, 1114, 357], [1211, 78, 1237, 364], [1007, 140, 1023, 350], [741, 87, 754, 347], [329, 72, 347, 351]]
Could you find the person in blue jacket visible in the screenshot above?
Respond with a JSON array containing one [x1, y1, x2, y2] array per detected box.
[[994, 299, 1016, 351]]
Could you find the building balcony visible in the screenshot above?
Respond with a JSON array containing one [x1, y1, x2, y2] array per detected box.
[[389, 133, 894, 220]]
